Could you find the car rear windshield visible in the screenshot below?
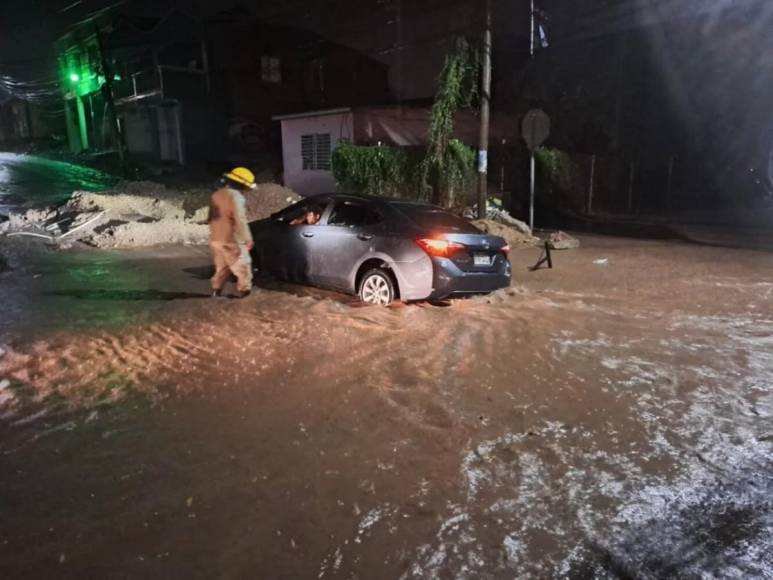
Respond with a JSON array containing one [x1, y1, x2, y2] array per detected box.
[[396, 204, 480, 233]]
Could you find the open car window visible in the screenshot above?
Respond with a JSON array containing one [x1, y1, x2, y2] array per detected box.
[[274, 198, 329, 223], [328, 201, 382, 228]]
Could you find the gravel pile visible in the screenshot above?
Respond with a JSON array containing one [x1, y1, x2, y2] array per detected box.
[[245, 183, 302, 222], [547, 230, 580, 250], [472, 219, 541, 247], [2, 181, 301, 249]]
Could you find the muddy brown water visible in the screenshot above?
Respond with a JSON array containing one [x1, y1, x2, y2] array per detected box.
[[0, 235, 772, 578]]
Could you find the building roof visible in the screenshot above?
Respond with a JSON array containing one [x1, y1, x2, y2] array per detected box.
[[272, 108, 352, 122]]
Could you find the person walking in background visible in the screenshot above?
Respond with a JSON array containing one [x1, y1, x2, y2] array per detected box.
[[208, 167, 256, 298]]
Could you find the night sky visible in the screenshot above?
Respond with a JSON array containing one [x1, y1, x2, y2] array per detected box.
[[3, 0, 773, 178], [2, 0, 489, 101]]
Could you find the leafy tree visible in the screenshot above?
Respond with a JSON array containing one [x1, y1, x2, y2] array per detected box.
[[422, 38, 480, 208]]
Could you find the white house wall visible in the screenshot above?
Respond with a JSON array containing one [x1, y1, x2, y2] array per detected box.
[[280, 112, 354, 196]]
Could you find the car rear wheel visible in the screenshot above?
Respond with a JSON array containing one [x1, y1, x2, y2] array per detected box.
[[359, 269, 394, 306]]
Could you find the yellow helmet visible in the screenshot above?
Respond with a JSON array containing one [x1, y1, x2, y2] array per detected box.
[[224, 167, 257, 189]]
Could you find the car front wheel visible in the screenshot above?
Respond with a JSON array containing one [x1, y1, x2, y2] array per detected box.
[[359, 269, 395, 306]]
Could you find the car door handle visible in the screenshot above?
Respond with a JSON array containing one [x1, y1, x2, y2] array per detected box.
[[357, 233, 374, 241], [302, 231, 315, 238]]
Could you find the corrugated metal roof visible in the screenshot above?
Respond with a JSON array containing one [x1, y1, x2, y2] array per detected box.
[[272, 107, 352, 122]]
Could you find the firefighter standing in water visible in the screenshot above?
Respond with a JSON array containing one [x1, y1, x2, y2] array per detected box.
[[209, 167, 256, 298]]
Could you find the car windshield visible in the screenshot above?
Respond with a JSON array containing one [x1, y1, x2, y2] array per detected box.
[[396, 204, 480, 233]]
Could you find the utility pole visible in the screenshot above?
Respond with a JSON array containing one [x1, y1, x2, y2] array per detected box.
[[477, 0, 492, 220], [94, 22, 127, 172], [530, 0, 535, 57], [528, 0, 536, 229]]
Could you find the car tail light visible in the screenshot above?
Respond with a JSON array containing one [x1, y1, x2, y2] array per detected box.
[[500, 244, 511, 255], [416, 238, 466, 258]]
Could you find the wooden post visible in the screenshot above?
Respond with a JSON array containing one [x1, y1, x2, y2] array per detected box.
[[477, 0, 493, 220], [666, 155, 675, 211], [587, 154, 596, 215]]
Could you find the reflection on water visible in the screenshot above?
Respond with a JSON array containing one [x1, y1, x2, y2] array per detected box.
[[0, 152, 117, 212]]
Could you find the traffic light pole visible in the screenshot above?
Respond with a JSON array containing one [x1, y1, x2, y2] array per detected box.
[[477, 0, 492, 220]]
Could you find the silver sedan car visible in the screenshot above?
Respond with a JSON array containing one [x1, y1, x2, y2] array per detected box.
[[249, 193, 511, 305]]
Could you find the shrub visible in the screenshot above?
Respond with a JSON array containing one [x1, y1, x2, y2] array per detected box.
[[535, 147, 579, 192], [332, 144, 422, 198]]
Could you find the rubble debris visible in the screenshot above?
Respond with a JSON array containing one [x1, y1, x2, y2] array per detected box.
[[5, 207, 111, 246], [486, 207, 533, 236], [473, 219, 541, 247], [0, 379, 15, 408], [463, 199, 533, 237], [2, 180, 301, 249], [190, 206, 209, 224], [547, 231, 580, 250], [245, 183, 302, 222], [67, 190, 187, 221], [88, 218, 209, 249], [7, 208, 57, 230]]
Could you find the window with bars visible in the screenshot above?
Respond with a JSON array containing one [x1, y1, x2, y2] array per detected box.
[[261, 56, 281, 83], [301, 133, 332, 171]]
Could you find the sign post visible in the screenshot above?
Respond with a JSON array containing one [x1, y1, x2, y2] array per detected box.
[[521, 109, 550, 230]]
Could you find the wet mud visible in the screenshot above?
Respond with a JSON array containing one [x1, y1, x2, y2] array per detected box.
[[0, 235, 771, 578]]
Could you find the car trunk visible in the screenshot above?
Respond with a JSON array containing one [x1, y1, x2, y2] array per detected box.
[[394, 203, 508, 273], [441, 233, 507, 273]]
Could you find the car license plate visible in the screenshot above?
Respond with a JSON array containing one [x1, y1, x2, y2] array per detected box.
[[473, 253, 491, 266]]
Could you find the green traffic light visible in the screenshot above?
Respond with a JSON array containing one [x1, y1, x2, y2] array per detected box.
[[69, 73, 80, 82]]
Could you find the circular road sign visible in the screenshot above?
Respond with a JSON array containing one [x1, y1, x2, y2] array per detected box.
[[522, 109, 550, 151]]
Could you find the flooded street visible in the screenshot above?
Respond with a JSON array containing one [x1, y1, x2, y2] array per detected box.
[[0, 236, 772, 578], [0, 153, 117, 213]]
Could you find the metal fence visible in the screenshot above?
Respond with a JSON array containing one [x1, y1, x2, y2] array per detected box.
[[498, 149, 732, 220]]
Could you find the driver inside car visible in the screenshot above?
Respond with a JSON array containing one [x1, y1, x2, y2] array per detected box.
[[290, 210, 321, 226]]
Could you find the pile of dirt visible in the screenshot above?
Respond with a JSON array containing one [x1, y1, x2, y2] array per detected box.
[[88, 218, 210, 248], [473, 219, 541, 247], [67, 188, 188, 221], [5, 208, 57, 230], [547, 230, 580, 250], [245, 183, 302, 222], [2, 181, 301, 249]]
